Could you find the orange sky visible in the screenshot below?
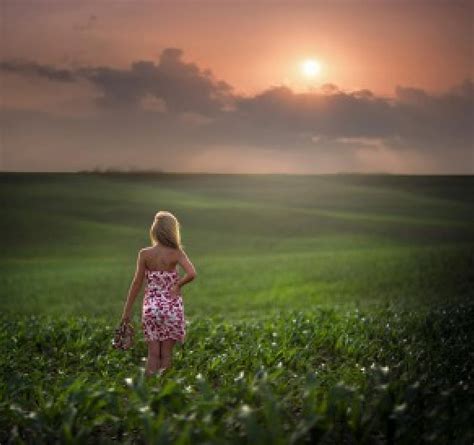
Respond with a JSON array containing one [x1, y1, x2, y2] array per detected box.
[[1, 0, 471, 97], [0, 0, 472, 173]]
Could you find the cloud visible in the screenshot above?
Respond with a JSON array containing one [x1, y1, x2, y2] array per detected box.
[[390, 79, 473, 154], [232, 84, 397, 141], [0, 48, 234, 115], [0, 48, 472, 173], [0, 59, 76, 82]]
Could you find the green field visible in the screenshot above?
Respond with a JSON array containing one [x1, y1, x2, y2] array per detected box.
[[1, 173, 473, 444]]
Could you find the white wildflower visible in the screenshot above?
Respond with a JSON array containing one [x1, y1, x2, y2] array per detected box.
[[124, 377, 133, 387]]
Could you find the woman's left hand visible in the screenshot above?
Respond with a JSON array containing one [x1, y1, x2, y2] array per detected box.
[[170, 284, 181, 299]]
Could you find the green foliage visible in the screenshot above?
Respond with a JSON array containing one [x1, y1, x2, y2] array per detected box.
[[1, 173, 473, 443], [1, 173, 473, 319], [0, 302, 473, 444]]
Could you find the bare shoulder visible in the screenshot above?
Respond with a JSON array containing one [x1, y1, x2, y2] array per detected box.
[[175, 247, 189, 259], [173, 247, 183, 260], [176, 247, 195, 266], [139, 246, 153, 259]]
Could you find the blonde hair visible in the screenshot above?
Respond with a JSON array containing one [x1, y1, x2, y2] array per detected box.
[[149, 211, 183, 249]]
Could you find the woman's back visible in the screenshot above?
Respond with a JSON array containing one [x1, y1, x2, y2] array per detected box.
[[143, 245, 180, 272]]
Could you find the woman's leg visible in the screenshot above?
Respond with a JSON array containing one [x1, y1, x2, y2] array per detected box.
[[145, 340, 161, 377], [159, 339, 177, 372]]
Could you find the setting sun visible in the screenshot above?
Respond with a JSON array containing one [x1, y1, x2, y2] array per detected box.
[[301, 58, 322, 77]]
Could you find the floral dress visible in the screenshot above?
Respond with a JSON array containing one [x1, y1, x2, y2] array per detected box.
[[141, 268, 186, 343]]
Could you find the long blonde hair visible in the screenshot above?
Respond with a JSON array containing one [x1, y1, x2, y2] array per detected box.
[[149, 211, 183, 249]]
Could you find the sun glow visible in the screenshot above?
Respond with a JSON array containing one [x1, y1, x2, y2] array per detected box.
[[301, 59, 322, 78]]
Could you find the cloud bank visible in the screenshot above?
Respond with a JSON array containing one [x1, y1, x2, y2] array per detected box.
[[1, 48, 472, 173]]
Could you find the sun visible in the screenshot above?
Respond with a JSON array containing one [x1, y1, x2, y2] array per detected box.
[[301, 58, 322, 78]]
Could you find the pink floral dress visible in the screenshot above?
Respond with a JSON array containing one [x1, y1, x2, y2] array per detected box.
[[141, 268, 186, 344]]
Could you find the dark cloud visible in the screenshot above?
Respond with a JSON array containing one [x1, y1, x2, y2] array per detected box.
[[190, 77, 472, 163], [78, 47, 235, 114], [0, 48, 472, 172], [232, 85, 397, 140], [0, 48, 234, 115], [391, 79, 473, 152], [0, 59, 76, 82]]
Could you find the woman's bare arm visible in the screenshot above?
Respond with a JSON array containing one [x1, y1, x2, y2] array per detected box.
[[121, 249, 146, 321], [176, 248, 197, 290]]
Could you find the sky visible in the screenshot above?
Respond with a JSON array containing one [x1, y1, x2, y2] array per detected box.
[[0, 0, 472, 173]]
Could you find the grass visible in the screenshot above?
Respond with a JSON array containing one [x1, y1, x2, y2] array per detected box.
[[0, 172, 473, 443]]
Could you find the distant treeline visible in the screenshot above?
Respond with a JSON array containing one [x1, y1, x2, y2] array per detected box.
[[77, 167, 165, 174], [76, 167, 395, 176]]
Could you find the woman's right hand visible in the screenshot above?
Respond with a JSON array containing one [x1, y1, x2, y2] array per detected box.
[[169, 284, 181, 299]]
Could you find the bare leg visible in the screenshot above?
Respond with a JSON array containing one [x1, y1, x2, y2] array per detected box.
[[159, 339, 177, 373], [145, 340, 161, 377]]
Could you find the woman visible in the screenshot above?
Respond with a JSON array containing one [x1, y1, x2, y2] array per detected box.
[[121, 210, 197, 377]]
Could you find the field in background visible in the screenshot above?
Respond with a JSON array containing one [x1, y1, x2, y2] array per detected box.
[[1, 173, 473, 444], [1, 172, 473, 319]]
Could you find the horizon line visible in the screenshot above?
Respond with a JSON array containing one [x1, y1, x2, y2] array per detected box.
[[1, 170, 473, 177]]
